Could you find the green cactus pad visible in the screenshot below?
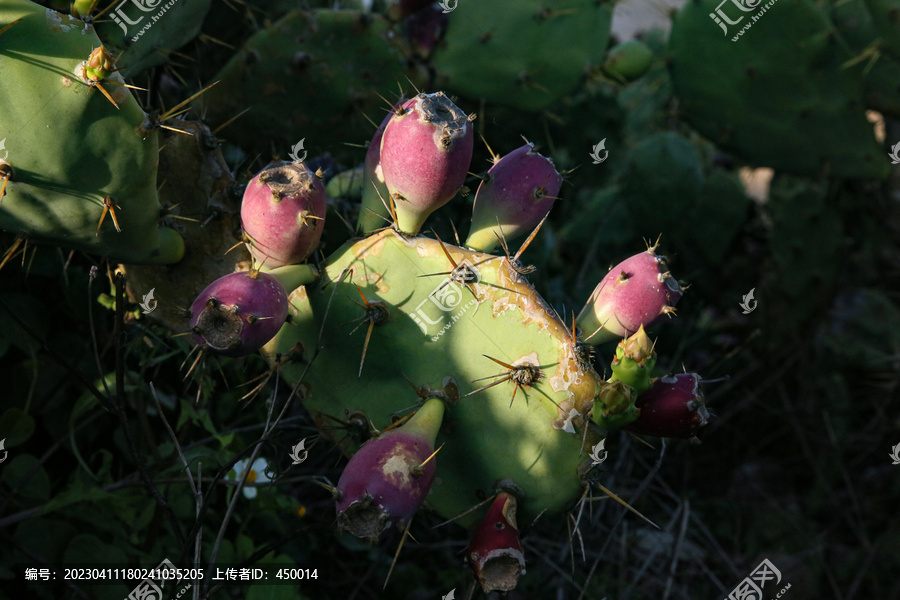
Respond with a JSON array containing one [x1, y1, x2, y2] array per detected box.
[[0, 0, 183, 264], [432, 0, 613, 112], [862, 0, 900, 60], [95, 0, 213, 78], [203, 8, 420, 160], [668, 0, 888, 178], [262, 228, 604, 525]]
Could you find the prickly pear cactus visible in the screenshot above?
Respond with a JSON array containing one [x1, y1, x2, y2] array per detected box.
[[668, 0, 889, 178], [432, 0, 613, 111], [262, 227, 604, 524], [0, 0, 183, 264]]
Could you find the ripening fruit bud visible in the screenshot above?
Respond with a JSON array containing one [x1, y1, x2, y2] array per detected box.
[[624, 373, 709, 440], [467, 491, 525, 593]]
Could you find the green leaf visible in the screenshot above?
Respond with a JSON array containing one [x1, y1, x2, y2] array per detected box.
[[1, 454, 50, 501], [0, 407, 35, 446]]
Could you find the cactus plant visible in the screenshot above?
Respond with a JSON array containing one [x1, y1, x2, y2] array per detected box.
[[0, 0, 183, 264]]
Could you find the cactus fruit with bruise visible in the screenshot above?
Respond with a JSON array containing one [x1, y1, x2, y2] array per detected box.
[[335, 397, 445, 541], [0, 0, 183, 264]]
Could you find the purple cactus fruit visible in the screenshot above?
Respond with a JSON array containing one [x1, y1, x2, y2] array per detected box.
[[624, 373, 709, 439], [465, 143, 562, 253], [357, 109, 395, 234], [576, 244, 683, 345], [335, 398, 445, 541], [467, 491, 526, 593], [189, 270, 289, 358], [240, 161, 326, 268], [379, 91, 474, 234], [386, 0, 432, 20]]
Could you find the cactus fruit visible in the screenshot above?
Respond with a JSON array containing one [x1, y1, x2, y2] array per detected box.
[[576, 244, 683, 346], [601, 40, 654, 83], [379, 92, 475, 234], [624, 373, 708, 440], [467, 490, 526, 594], [189, 270, 290, 358], [465, 142, 562, 253], [335, 397, 445, 541], [240, 161, 326, 268], [668, 0, 888, 178], [0, 0, 184, 264]]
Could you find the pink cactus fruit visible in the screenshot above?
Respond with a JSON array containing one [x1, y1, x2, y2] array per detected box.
[[576, 243, 683, 345], [465, 142, 562, 253], [240, 161, 326, 268], [624, 373, 709, 439], [188, 270, 289, 358], [467, 491, 526, 593], [379, 91, 474, 234], [335, 398, 445, 541]]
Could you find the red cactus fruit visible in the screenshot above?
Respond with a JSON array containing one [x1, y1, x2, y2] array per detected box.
[[379, 91, 474, 234], [576, 243, 683, 345], [240, 161, 326, 268], [189, 270, 289, 358], [335, 398, 445, 541], [467, 491, 526, 593], [624, 373, 709, 439], [465, 142, 562, 253]]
